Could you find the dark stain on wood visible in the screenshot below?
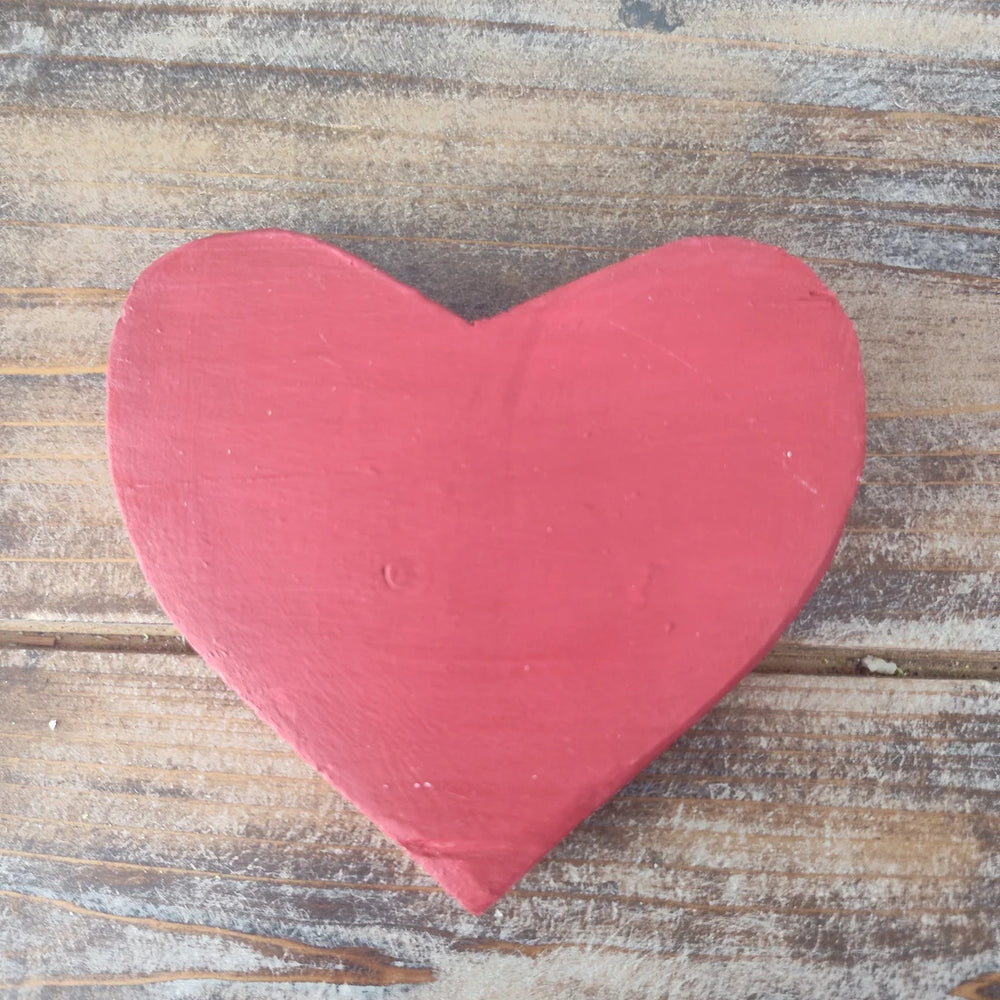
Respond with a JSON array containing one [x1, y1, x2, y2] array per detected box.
[[618, 0, 684, 34], [1, 888, 435, 987], [952, 973, 1000, 1000]]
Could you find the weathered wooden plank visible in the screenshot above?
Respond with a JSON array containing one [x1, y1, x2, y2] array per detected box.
[[954, 973, 1000, 1000], [2, 2, 999, 115], [3, 170, 995, 255], [4, 270, 998, 407], [4, 79, 1000, 168], [7, 0, 997, 59], [1, 203, 996, 287], [1, 133, 998, 284], [5, 263, 997, 644], [4, 108, 999, 217], [1, 0, 998, 994], [2, 270, 998, 643], [8, 0, 1000, 58], [1, 648, 997, 996]]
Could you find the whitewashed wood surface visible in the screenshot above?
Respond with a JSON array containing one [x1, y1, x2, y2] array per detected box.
[[2, 649, 999, 997], [2, 0, 999, 655], [1, 0, 998, 995]]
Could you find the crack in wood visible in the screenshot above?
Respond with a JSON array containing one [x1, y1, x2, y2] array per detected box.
[[0, 888, 435, 987], [3, 626, 998, 679]]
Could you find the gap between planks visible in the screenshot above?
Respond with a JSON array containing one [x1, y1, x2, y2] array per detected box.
[[1, 621, 998, 681]]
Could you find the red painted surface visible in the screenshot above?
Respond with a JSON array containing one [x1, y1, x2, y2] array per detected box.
[[107, 230, 865, 913]]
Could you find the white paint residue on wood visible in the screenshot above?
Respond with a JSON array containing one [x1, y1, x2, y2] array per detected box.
[[860, 654, 900, 675]]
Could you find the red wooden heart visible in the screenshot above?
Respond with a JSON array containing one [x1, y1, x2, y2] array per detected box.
[[107, 230, 864, 913]]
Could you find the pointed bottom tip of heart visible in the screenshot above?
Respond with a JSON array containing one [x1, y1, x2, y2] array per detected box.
[[401, 841, 538, 914], [429, 867, 519, 916]]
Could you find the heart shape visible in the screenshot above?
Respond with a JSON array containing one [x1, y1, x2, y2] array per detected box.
[[107, 230, 865, 912]]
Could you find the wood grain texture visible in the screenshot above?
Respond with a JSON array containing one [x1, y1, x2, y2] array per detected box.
[[1, 648, 998, 996], [952, 972, 1000, 1000], [1, 0, 998, 653], [1, 3, 999, 994]]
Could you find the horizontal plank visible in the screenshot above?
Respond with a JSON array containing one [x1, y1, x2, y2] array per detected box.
[[3, 443, 1000, 645], [5, 81, 1000, 168], [17, 513, 1000, 579], [7, 0, 998, 62], [4, 104, 1000, 210], [0, 203, 997, 288], [3, 266, 997, 645], [1, 120, 998, 287], [0, 2, 996, 646], [7, 0, 1000, 62], [1, 648, 998, 995], [2, 3, 999, 116], [4, 269, 1000, 411]]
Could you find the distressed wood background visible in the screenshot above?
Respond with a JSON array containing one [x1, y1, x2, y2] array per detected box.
[[1, 0, 998, 995]]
